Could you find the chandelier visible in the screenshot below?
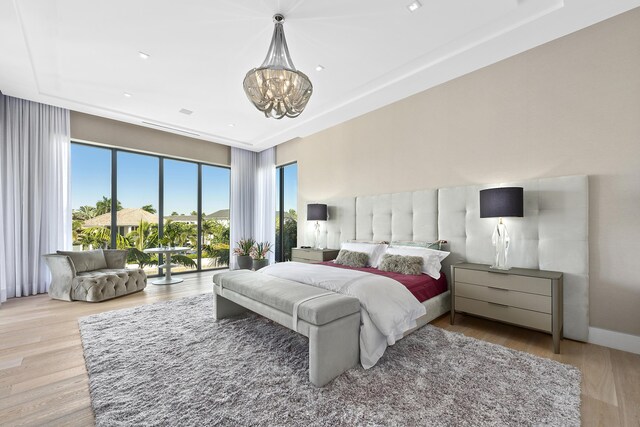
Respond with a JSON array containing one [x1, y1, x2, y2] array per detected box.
[[243, 14, 313, 119]]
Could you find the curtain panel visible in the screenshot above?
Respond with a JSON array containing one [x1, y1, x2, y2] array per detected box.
[[0, 94, 71, 303], [229, 147, 256, 270], [254, 148, 276, 264], [229, 147, 276, 269]]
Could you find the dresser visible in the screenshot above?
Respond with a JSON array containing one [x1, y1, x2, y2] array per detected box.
[[450, 263, 563, 353], [291, 248, 340, 264]]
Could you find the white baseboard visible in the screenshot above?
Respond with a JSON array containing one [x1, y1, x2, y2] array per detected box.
[[588, 327, 640, 355]]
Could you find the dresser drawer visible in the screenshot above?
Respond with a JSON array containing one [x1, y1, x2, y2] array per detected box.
[[455, 269, 551, 296], [455, 296, 552, 332], [455, 282, 552, 314]]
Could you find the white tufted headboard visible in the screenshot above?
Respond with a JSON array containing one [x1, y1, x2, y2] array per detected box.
[[355, 190, 438, 242], [307, 175, 589, 341]]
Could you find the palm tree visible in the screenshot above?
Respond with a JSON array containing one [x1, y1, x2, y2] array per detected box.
[[95, 196, 123, 215], [127, 220, 159, 251], [141, 204, 157, 214], [72, 219, 84, 243], [73, 205, 97, 221], [162, 220, 197, 247], [77, 226, 111, 249]]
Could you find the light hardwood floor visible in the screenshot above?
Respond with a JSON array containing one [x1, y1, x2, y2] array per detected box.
[[1, 273, 638, 426]]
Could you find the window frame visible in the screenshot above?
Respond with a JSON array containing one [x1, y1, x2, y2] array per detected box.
[[71, 141, 231, 276]]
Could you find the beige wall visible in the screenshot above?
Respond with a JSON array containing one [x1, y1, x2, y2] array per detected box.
[[71, 111, 230, 166], [276, 9, 640, 336]]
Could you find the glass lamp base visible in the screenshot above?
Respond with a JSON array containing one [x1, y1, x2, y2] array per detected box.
[[314, 221, 321, 250], [491, 220, 511, 270]]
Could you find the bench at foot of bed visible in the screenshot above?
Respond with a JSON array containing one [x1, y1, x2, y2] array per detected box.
[[213, 270, 361, 387]]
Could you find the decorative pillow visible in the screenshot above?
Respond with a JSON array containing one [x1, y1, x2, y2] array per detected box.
[[334, 249, 369, 268], [339, 242, 388, 267], [378, 254, 424, 276], [385, 246, 450, 279], [57, 249, 108, 273]]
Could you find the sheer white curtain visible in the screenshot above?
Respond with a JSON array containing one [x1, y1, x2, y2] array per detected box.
[[229, 147, 256, 270], [254, 148, 276, 264], [0, 93, 71, 304], [229, 147, 276, 269]]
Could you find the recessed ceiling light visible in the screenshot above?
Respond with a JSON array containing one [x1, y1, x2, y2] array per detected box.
[[406, 0, 422, 12], [315, 65, 325, 72], [179, 108, 193, 115], [138, 51, 150, 59], [123, 92, 132, 98], [228, 123, 235, 127]]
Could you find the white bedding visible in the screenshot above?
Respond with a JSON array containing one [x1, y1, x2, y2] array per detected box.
[[258, 262, 426, 369]]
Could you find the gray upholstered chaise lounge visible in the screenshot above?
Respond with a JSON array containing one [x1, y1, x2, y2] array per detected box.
[[44, 249, 147, 302], [213, 270, 360, 387]]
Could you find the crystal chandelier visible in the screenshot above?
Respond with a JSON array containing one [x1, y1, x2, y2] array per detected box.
[[243, 14, 313, 119]]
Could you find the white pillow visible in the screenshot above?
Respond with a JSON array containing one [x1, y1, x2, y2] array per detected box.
[[339, 242, 388, 268], [385, 246, 450, 279]]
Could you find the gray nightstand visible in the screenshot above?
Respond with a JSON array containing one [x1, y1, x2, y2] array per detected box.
[[291, 248, 340, 263], [450, 263, 563, 353]]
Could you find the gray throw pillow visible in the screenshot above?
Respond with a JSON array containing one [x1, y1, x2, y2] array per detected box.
[[334, 249, 369, 268], [378, 254, 424, 276], [57, 249, 107, 273]]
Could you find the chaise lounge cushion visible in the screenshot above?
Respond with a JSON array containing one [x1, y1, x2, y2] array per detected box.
[[57, 249, 107, 273], [214, 270, 360, 326], [74, 268, 146, 302]]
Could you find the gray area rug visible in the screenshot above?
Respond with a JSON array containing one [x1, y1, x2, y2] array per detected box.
[[79, 294, 581, 426]]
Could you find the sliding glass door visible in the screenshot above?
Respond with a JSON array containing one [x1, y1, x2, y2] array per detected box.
[[163, 159, 198, 273], [202, 165, 231, 269], [71, 144, 113, 250], [117, 152, 159, 275], [275, 163, 298, 262], [70, 142, 230, 276]]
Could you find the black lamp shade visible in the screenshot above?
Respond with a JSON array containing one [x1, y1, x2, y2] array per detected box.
[[479, 187, 524, 218], [307, 204, 328, 221]]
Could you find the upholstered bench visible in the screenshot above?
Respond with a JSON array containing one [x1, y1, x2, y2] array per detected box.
[[44, 249, 147, 302], [213, 270, 361, 387]]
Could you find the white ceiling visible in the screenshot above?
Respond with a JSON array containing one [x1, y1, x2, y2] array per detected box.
[[1, 0, 639, 151]]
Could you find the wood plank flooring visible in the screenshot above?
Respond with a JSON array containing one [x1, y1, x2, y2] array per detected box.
[[1, 272, 638, 426]]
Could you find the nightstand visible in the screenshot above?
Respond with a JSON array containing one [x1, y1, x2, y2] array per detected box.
[[291, 248, 340, 263], [450, 263, 563, 353]]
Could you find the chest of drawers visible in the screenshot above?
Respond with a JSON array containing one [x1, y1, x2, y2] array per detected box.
[[450, 263, 563, 353]]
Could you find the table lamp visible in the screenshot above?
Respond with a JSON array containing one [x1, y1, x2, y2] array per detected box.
[[307, 204, 328, 249], [480, 187, 524, 270]]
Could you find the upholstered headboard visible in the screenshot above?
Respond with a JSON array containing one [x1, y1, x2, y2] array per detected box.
[[306, 175, 589, 341], [355, 190, 438, 242]]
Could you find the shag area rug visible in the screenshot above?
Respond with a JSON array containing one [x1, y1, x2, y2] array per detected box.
[[79, 294, 580, 426]]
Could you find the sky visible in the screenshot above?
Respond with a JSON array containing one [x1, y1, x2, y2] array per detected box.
[[71, 144, 298, 216]]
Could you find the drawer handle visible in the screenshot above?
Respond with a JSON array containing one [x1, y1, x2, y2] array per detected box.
[[487, 286, 509, 291], [488, 301, 509, 308]]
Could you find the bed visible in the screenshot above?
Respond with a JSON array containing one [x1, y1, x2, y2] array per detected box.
[[257, 248, 451, 369]]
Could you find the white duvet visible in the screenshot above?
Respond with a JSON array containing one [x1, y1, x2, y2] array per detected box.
[[258, 262, 426, 369]]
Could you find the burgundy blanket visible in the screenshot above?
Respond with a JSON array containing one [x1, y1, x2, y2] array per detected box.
[[317, 261, 448, 303]]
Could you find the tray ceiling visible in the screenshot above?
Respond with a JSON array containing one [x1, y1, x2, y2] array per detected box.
[[1, 0, 638, 151]]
